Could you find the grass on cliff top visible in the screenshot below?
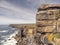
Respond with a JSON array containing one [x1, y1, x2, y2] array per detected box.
[[54, 33, 60, 38]]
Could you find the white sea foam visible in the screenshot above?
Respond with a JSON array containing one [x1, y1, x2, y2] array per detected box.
[[3, 38, 17, 45], [0, 30, 8, 33], [3, 31, 18, 45]]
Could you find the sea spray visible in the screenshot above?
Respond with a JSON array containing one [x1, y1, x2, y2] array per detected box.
[[3, 31, 18, 45]]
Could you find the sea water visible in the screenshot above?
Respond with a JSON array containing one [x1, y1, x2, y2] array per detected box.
[[0, 25, 18, 45]]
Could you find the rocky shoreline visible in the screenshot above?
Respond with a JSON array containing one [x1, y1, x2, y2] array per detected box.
[[9, 24, 36, 45]]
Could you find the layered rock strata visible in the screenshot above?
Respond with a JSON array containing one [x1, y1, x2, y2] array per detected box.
[[36, 4, 60, 45]]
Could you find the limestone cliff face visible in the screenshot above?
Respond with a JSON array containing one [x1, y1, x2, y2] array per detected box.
[[38, 4, 60, 11], [36, 4, 60, 33], [36, 4, 60, 45], [9, 24, 36, 45], [9, 24, 35, 28]]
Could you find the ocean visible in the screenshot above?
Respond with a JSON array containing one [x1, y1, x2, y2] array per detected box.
[[0, 25, 18, 45]]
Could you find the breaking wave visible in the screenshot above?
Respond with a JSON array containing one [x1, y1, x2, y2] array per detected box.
[[0, 25, 18, 45], [3, 31, 18, 45]]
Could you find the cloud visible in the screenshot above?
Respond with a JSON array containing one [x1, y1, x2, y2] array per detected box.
[[0, 16, 35, 24], [27, 0, 60, 5], [0, 1, 36, 24], [39, 0, 60, 4], [0, 1, 35, 17]]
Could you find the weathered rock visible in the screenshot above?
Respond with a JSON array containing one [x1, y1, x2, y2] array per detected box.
[[36, 4, 60, 33]]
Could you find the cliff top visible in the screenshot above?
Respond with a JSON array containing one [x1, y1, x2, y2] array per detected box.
[[38, 4, 60, 11], [9, 24, 36, 29]]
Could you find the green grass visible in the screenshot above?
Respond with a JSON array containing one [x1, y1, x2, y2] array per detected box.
[[54, 33, 60, 38]]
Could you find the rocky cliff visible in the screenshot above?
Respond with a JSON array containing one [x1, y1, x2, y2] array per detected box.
[[10, 4, 60, 45], [36, 4, 60, 45]]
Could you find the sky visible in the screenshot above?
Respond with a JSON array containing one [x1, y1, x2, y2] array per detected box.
[[0, 0, 60, 24]]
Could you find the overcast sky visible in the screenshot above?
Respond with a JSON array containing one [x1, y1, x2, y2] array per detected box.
[[0, 0, 60, 24]]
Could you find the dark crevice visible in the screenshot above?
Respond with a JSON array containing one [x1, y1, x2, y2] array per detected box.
[[38, 7, 60, 11]]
